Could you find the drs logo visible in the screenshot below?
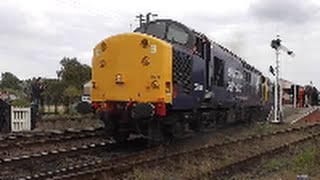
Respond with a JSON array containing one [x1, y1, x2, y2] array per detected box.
[[194, 83, 203, 91]]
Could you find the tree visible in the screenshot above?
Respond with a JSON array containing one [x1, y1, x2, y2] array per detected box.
[[62, 85, 82, 114], [57, 57, 91, 89], [42, 79, 65, 114], [56, 57, 91, 114], [0, 72, 20, 90]]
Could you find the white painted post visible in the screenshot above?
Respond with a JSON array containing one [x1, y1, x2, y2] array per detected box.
[[271, 36, 294, 123], [293, 84, 297, 108], [273, 49, 280, 123], [279, 82, 283, 116]]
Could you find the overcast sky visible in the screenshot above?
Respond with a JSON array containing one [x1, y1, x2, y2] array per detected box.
[[1, 0, 320, 87]]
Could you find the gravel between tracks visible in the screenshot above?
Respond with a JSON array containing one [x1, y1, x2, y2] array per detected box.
[[36, 115, 103, 131]]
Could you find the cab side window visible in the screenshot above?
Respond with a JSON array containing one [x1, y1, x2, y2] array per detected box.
[[213, 57, 224, 87], [244, 71, 251, 83]]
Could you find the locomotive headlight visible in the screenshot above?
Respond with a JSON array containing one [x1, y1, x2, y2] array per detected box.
[[151, 80, 159, 89], [95, 49, 101, 57], [101, 41, 107, 52], [165, 82, 171, 94], [92, 81, 96, 89], [115, 74, 124, 84], [140, 39, 149, 48], [141, 56, 150, 66], [99, 59, 106, 68], [95, 41, 107, 57]]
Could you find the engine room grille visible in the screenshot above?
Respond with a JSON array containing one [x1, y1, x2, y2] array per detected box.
[[173, 49, 192, 94]]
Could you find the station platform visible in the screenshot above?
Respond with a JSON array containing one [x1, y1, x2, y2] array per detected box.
[[282, 105, 319, 124], [266, 105, 318, 124]]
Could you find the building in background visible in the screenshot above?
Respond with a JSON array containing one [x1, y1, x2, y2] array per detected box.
[[280, 79, 295, 104], [82, 81, 92, 103]]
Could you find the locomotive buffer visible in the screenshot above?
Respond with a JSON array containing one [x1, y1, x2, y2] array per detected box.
[[270, 36, 295, 123]]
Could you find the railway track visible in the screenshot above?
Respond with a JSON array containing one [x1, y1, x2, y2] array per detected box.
[[204, 132, 320, 179], [0, 134, 152, 180], [0, 127, 103, 148], [19, 122, 320, 180], [0, 140, 114, 180], [191, 124, 320, 179], [18, 143, 161, 180], [0, 127, 105, 159], [0, 127, 110, 180]]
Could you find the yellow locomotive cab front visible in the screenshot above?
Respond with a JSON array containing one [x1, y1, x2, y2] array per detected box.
[[91, 33, 173, 104]]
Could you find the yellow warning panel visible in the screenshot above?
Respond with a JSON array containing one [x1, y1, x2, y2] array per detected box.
[[91, 33, 173, 103]]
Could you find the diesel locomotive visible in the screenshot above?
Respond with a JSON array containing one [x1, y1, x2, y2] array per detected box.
[[91, 19, 273, 142]]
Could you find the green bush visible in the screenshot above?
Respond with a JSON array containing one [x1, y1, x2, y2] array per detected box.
[[11, 98, 30, 107]]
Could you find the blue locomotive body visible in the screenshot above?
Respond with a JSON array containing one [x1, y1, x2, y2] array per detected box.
[[134, 19, 273, 138], [96, 19, 273, 142], [165, 27, 272, 115]]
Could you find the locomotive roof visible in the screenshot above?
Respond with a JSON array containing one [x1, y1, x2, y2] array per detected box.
[[136, 19, 262, 75], [134, 19, 195, 49], [211, 41, 262, 75], [192, 27, 262, 75]]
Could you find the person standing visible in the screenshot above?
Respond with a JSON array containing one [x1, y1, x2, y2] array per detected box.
[[298, 87, 305, 108], [30, 77, 45, 129], [0, 93, 10, 133], [31, 78, 44, 106]]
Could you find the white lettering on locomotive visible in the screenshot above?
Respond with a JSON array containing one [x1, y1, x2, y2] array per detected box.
[[194, 83, 204, 91], [227, 67, 243, 93], [150, 44, 157, 54]]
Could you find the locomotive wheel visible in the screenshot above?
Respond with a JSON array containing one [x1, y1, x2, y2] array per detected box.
[[189, 119, 203, 132], [101, 112, 115, 136], [206, 112, 217, 129], [102, 112, 129, 142], [226, 108, 236, 123], [256, 107, 267, 122], [148, 117, 178, 143], [113, 132, 129, 143], [188, 111, 204, 132], [160, 117, 176, 142], [161, 123, 174, 142], [148, 118, 163, 142], [106, 119, 129, 142], [247, 109, 254, 123], [216, 110, 226, 125]]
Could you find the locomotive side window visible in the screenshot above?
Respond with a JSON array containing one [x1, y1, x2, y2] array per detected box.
[[167, 24, 189, 44], [213, 57, 224, 87], [146, 22, 167, 39], [195, 37, 204, 56], [245, 71, 251, 83]]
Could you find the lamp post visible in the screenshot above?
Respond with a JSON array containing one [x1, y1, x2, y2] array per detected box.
[[270, 36, 295, 123]]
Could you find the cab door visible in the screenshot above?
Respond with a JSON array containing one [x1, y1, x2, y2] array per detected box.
[[195, 36, 212, 93]]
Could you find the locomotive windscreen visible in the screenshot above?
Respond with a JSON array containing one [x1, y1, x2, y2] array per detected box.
[[134, 20, 194, 49], [145, 22, 166, 39], [167, 24, 189, 45]]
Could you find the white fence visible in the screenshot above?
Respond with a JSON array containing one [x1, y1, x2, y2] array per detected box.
[[11, 107, 31, 132]]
